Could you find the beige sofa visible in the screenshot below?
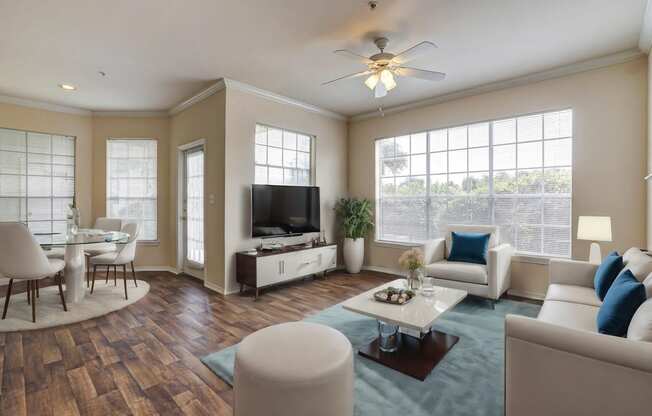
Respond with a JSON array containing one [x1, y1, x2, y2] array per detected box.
[[505, 248, 652, 416]]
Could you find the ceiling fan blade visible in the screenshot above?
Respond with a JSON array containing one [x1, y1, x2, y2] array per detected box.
[[395, 67, 446, 82], [392, 41, 438, 64], [321, 70, 373, 86], [333, 49, 373, 64]]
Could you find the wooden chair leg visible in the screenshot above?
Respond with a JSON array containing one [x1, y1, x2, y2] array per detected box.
[[114, 265, 118, 286], [2, 279, 13, 319], [26, 280, 31, 305], [105, 266, 110, 283], [31, 280, 36, 323], [86, 256, 90, 288], [91, 265, 97, 294], [57, 273, 67, 312], [122, 264, 128, 300], [36, 280, 39, 298], [131, 261, 137, 287]]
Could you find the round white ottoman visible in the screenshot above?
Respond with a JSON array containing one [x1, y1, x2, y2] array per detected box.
[[234, 321, 354, 416]]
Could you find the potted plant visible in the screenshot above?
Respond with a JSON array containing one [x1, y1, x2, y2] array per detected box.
[[334, 198, 374, 273], [398, 248, 425, 290]]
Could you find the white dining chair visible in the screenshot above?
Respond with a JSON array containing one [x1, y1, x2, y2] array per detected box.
[[89, 222, 139, 300], [84, 217, 124, 287], [0, 223, 68, 322]]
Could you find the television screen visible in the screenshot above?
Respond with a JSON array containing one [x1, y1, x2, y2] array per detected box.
[[252, 185, 320, 238]]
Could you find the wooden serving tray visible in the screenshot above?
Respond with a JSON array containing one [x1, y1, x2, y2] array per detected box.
[[373, 289, 415, 305]]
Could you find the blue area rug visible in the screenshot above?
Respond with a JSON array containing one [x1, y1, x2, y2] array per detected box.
[[201, 297, 540, 416]]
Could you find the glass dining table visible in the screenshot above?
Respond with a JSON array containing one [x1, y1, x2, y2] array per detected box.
[[39, 229, 129, 303]]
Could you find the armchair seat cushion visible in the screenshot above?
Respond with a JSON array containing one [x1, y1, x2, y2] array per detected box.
[[90, 252, 119, 265], [424, 261, 488, 285], [545, 284, 602, 307], [537, 300, 598, 332], [84, 243, 117, 257]]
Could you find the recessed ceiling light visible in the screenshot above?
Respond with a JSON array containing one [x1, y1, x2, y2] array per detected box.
[[58, 83, 76, 91]]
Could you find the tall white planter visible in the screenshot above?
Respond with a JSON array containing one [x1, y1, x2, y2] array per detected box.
[[343, 237, 364, 274]]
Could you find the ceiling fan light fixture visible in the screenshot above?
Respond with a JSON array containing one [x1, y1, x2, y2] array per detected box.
[[365, 73, 379, 90], [380, 69, 396, 91]]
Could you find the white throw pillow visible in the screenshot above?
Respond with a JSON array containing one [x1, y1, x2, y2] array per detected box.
[[627, 298, 652, 342], [619, 252, 652, 283], [623, 247, 643, 265], [644, 273, 652, 299]]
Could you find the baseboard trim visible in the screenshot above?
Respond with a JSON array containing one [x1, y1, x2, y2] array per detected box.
[[203, 280, 226, 295], [507, 289, 546, 301], [134, 266, 179, 274]]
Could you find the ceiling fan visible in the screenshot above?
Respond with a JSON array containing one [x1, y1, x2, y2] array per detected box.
[[323, 37, 446, 98]]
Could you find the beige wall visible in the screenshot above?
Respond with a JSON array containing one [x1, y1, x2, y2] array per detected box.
[[0, 102, 93, 227], [648, 51, 652, 250], [349, 58, 648, 299], [91, 116, 171, 267], [223, 88, 348, 293], [169, 91, 226, 289]]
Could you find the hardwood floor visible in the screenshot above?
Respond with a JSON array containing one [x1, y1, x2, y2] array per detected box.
[[0, 270, 392, 416]]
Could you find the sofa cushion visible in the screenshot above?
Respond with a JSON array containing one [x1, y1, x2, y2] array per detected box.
[[424, 261, 488, 285], [545, 284, 602, 307], [447, 232, 491, 265], [597, 270, 647, 337], [627, 298, 652, 342], [620, 250, 652, 282], [593, 254, 624, 301], [537, 300, 599, 332]]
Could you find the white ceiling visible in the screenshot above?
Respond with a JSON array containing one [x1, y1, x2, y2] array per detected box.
[[0, 0, 647, 116]]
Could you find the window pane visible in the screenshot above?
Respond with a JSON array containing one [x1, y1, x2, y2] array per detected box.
[[449, 149, 467, 173], [268, 128, 283, 147], [28, 176, 51, 197], [383, 157, 409, 176], [494, 170, 516, 194], [283, 132, 297, 150], [544, 167, 571, 194], [429, 130, 447, 151], [517, 115, 542, 142], [493, 119, 516, 144], [269, 167, 283, 184], [410, 154, 426, 175], [381, 177, 395, 196], [268, 147, 282, 166], [467, 172, 489, 194], [0, 197, 25, 221], [396, 135, 410, 155], [28, 133, 51, 154], [429, 152, 447, 174], [447, 173, 466, 194], [378, 138, 395, 158], [284, 168, 297, 185], [256, 125, 313, 186], [544, 138, 572, 167], [0, 151, 26, 174], [544, 227, 571, 256], [52, 136, 75, 156], [468, 123, 489, 147], [0, 128, 26, 152], [449, 127, 467, 149], [517, 225, 542, 253], [544, 197, 571, 226], [398, 176, 426, 196], [544, 110, 572, 139], [297, 135, 311, 152], [517, 141, 542, 168], [517, 169, 543, 194], [411, 133, 427, 154], [493, 144, 516, 170], [255, 165, 267, 184], [255, 145, 267, 164], [255, 125, 267, 145], [283, 149, 297, 168], [430, 175, 447, 194], [297, 152, 310, 169], [468, 147, 489, 171]]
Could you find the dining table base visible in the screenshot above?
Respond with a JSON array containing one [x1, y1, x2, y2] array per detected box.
[[64, 244, 86, 303]]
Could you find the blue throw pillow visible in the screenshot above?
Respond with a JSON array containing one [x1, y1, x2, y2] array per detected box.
[[606, 250, 619, 257], [447, 232, 491, 265], [597, 270, 646, 336], [594, 254, 624, 301]]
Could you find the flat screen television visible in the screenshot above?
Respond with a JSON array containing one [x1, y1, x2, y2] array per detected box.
[[251, 184, 320, 238]]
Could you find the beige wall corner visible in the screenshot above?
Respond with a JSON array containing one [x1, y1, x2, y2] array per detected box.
[[223, 88, 348, 294], [348, 57, 648, 297], [91, 116, 171, 267], [648, 51, 652, 250], [170, 90, 226, 289], [0, 102, 94, 226]]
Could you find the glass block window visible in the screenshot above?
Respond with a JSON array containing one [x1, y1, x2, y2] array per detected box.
[[0, 128, 75, 242], [254, 124, 313, 185], [375, 109, 572, 257], [106, 139, 157, 241]]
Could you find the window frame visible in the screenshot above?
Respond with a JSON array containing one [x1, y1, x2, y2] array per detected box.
[[0, 126, 76, 241], [253, 123, 316, 186], [374, 108, 573, 258], [106, 138, 158, 242]]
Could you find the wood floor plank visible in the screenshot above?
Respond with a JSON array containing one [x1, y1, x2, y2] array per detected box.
[[0, 270, 395, 416]]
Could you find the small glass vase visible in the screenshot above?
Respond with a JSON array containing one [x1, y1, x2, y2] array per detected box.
[[406, 269, 423, 291]]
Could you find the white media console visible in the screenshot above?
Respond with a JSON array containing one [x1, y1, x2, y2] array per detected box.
[[236, 243, 337, 299]]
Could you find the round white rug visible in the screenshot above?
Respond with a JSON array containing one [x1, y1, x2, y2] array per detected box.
[[0, 279, 150, 331]]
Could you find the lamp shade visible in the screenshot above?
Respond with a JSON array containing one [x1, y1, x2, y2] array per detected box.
[[577, 216, 612, 242]]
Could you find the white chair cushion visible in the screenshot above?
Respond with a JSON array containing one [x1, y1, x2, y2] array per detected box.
[[627, 298, 652, 342], [84, 243, 117, 256], [537, 300, 599, 333], [425, 260, 488, 285], [90, 252, 119, 265], [443, 225, 498, 258], [48, 258, 65, 274], [44, 247, 65, 259], [545, 284, 602, 307]]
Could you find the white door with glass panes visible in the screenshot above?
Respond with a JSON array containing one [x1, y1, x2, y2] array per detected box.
[[182, 147, 204, 276]]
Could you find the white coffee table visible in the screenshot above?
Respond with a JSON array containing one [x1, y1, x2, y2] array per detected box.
[[342, 279, 467, 380]]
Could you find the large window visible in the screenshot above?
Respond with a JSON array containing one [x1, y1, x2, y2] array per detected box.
[[106, 139, 157, 241], [0, 128, 75, 242], [254, 124, 313, 185], [376, 109, 572, 257]]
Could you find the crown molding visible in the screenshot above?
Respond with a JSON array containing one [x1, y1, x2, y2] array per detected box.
[[0, 94, 92, 116], [640, 0, 652, 53], [168, 80, 226, 116], [350, 48, 645, 122], [92, 111, 169, 118], [222, 78, 346, 121]]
